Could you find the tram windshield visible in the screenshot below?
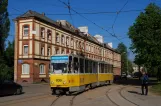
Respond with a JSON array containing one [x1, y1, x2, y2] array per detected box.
[[51, 63, 68, 74]]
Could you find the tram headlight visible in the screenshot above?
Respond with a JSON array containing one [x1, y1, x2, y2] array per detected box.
[[63, 81, 66, 84], [51, 81, 54, 84]]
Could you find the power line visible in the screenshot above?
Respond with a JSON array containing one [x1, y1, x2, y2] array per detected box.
[[57, 0, 121, 42], [111, 1, 129, 42], [67, 0, 75, 27], [8, 9, 143, 16]]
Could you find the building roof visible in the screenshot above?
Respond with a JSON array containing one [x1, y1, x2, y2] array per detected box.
[[14, 10, 120, 54]]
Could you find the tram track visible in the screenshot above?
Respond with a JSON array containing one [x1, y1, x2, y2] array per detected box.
[[105, 88, 120, 106], [49, 93, 77, 106], [119, 87, 140, 106], [105, 86, 140, 106], [49, 95, 62, 106], [0, 94, 54, 106], [0, 93, 51, 103]]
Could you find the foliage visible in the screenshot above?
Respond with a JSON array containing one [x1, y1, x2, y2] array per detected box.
[[127, 60, 134, 74], [0, 41, 14, 82], [128, 3, 161, 80], [116, 43, 128, 73], [0, 0, 10, 55], [0, 64, 14, 82], [4, 41, 14, 67], [0, 0, 13, 82]]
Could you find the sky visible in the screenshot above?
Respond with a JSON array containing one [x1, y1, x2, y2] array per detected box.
[[7, 0, 161, 61]]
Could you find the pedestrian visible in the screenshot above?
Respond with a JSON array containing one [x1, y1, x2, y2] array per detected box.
[[141, 70, 149, 95]]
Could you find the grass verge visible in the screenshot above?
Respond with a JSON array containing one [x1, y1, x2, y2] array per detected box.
[[150, 83, 161, 95]]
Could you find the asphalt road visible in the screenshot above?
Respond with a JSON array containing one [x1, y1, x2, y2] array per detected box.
[[0, 79, 161, 106]]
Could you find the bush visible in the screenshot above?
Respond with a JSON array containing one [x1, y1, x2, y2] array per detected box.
[[0, 64, 13, 83]]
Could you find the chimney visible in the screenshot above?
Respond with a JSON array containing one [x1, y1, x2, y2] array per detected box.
[[42, 12, 45, 16]]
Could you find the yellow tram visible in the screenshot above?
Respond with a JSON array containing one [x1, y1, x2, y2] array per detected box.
[[50, 54, 113, 95]]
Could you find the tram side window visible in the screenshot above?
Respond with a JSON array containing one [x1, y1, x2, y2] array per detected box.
[[104, 64, 107, 73], [101, 63, 104, 73], [85, 59, 88, 73], [111, 65, 113, 73], [107, 64, 109, 73], [73, 57, 79, 73], [79, 58, 84, 73], [88, 60, 91, 73], [99, 63, 101, 73], [106, 64, 108, 73], [68, 56, 72, 73], [88, 60, 93, 73], [109, 64, 112, 73], [93, 62, 97, 73]]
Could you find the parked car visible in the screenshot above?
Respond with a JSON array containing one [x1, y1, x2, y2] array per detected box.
[[127, 74, 132, 78], [121, 72, 127, 79], [0, 80, 22, 96]]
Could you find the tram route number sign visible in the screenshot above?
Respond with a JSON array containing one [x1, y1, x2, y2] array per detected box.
[[56, 79, 62, 82]]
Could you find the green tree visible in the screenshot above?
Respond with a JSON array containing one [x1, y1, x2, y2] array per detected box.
[[116, 42, 128, 73], [127, 60, 134, 74], [0, 0, 10, 55], [0, 0, 12, 82], [128, 3, 161, 80], [4, 41, 14, 67]]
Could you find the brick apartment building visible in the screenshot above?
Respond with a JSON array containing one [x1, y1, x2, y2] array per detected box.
[[13, 10, 121, 83]]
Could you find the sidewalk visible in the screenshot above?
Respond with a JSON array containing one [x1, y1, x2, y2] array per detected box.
[[121, 86, 161, 106]]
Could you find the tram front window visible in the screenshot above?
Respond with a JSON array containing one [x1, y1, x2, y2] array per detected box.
[[52, 63, 68, 74]]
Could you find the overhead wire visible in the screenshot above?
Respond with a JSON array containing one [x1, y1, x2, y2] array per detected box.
[[57, 0, 121, 42], [67, 0, 75, 27], [8, 9, 144, 16], [111, 1, 129, 41]]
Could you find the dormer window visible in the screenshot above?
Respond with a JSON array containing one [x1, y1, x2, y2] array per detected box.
[[41, 27, 45, 38], [23, 25, 29, 36]]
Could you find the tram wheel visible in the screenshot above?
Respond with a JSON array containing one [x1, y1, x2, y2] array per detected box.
[[55, 90, 61, 95], [66, 91, 71, 96]]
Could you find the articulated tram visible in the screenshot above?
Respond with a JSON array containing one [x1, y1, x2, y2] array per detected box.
[[49, 54, 113, 95]]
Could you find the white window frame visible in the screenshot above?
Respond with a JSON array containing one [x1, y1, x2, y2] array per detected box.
[[56, 34, 59, 43], [66, 37, 69, 46], [71, 38, 73, 46], [47, 30, 51, 40], [40, 64, 45, 74], [86, 44, 88, 51], [23, 45, 28, 55], [22, 64, 30, 74], [41, 46, 44, 55], [89, 45, 91, 52], [61, 35, 65, 44], [48, 47, 50, 56], [61, 48, 65, 54], [41, 27, 45, 38], [23, 25, 29, 36], [56, 48, 59, 54]]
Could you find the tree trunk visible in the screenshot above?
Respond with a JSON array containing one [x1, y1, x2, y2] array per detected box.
[[157, 67, 161, 81]]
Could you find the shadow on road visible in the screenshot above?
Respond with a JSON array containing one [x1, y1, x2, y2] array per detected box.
[[114, 78, 158, 86], [128, 91, 142, 95]]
